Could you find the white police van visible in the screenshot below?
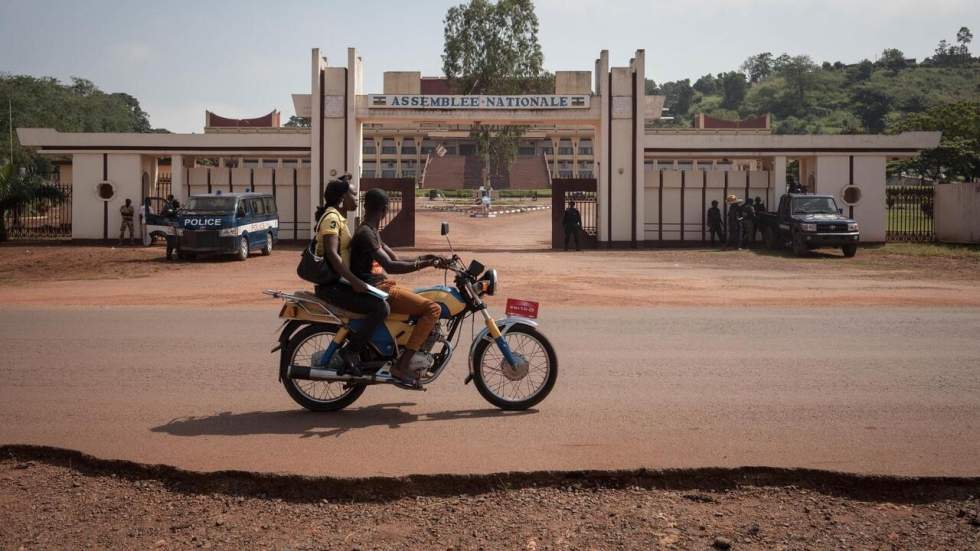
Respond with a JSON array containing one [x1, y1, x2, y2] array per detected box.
[[176, 192, 278, 260]]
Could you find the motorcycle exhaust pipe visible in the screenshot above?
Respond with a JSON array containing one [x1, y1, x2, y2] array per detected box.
[[286, 365, 339, 381]]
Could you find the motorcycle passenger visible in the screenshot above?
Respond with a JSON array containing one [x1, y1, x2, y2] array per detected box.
[[314, 178, 390, 376], [351, 188, 443, 385]]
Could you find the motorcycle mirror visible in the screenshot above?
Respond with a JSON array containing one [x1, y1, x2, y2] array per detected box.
[[440, 222, 450, 236]]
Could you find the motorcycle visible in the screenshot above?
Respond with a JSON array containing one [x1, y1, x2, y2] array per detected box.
[[265, 222, 558, 412]]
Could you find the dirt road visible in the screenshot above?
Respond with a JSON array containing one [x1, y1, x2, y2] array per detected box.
[[2, 306, 979, 478]]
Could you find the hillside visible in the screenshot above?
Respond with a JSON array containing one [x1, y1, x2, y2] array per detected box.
[[648, 29, 980, 135]]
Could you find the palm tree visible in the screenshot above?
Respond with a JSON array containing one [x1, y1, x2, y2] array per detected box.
[[0, 162, 65, 242]]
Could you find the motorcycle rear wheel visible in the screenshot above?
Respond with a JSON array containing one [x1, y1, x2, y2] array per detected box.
[[282, 324, 365, 412], [472, 325, 558, 411]]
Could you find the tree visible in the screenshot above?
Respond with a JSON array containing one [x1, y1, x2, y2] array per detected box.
[[845, 59, 874, 83], [283, 115, 310, 128], [775, 55, 817, 108], [442, 0, 544, 186], [851, 86, 893, 133], [878, 48, 907, 74], [740, 52, 773, 83], [660, 79, 693, 118], [442, 0, 544, 95], [890, 101, 980, 182], [0, 162, 65, 241], [692, 73, 717, 95], [931, 27, 973, 66], [718, 71, 747, 110]]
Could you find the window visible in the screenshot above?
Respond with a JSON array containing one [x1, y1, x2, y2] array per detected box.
[[540, 144, 554, 156], [251, 199, 265, 215], [242, 159, 260, 169], [442, 145, 458, 155], [558, 160, 573, 178], [401, 138, 417, 155], [518, 142, 536, 156], [578, 139, 593, 156], [381, 139, 397, 155], [558, 139, 574, 156], [676, 161, 693, 171], [363, 139, 376, 154], [363, 161, 377, 178], [421, 140, 436, 154], [264, 197, 277, 214], [381, 160, 396, 178], [262, 159, 278, 167], [459, 143, 476, 155], [224, 159, 239, 168], [402, 160, 417, 178], [577, 160, 593, 178]]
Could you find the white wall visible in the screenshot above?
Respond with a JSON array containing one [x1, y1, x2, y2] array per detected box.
[[815, 155, 886, 243], [70, 153, 142, 239], [936, 182, 980, 244]]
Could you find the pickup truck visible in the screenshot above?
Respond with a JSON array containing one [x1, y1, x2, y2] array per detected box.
[[757, 193, 860, 257]]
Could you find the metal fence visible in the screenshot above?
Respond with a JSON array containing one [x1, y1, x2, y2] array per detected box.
[[886, 185, 935, 242], [2, 184, 72, 240], [156, 175, 172, 199], [565, 190, 598, 238]]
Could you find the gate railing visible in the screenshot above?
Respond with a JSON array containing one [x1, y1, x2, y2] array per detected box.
[[551, 178, 598, 249], [886, 184, 935, 242], [2, 184, 72, 240]]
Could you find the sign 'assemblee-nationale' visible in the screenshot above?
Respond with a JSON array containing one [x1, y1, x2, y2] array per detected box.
[[368, 94, 590, 110]]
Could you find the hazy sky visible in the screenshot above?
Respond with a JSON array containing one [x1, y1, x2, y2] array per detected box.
[[1, 0, 976, 133]]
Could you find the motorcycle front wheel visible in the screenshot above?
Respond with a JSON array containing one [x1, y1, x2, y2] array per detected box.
[[282, 324, 365, 412], [472, 325, 558, 411]]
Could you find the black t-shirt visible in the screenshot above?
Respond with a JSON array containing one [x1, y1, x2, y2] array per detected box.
[[350, 224, 385, 284]]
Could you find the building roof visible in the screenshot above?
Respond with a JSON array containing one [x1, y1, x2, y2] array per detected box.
[[17, 128, 311, 156], [643, 131, 941, 157], [205, 110, 280, 128]]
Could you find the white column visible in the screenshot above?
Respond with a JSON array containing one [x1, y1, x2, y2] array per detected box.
[[772, 156, 786, 205], [171, 155, 186, 205]]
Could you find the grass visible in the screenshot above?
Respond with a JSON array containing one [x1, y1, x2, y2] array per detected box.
[[880, 242, 980, 259]]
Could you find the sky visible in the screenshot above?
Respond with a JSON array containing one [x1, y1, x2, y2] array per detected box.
[[1, 0, 976, 133]]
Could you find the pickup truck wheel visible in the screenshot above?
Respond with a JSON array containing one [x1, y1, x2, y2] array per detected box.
[[791, 232, 808, 257], [764, 227, 780, 250], [842, 244, 858, 258]]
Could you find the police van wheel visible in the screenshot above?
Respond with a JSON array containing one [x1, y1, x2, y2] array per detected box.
[[236, 236, 249, 261], [261, 232, 273, 256]]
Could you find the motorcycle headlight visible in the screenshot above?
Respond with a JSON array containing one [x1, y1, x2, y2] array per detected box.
[[479, 269, 497, 296], [219, 227, 239, 237], [800, 223, 817, 232], [848, 222, 859, 232]]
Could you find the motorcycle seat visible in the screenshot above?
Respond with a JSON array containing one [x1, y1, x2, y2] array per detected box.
[[292, 290, 366, 320]]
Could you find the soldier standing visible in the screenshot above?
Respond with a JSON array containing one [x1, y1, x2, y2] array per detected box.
[[740, 199, 756, 248], [119, 198, 136, 245], [562, 201, 583, 251], [706, 200, 725, 246], [752, 197, 765, 241], [725, 195, 743, 250]]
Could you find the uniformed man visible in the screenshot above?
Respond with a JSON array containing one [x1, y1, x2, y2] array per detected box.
[[725, 195, 743, 250], [752, 197, 766, 241], [562, 201, 583, 251], [119, 198, 136, 245], [706, 200, 725, 246], [740, 199, 756, 248]]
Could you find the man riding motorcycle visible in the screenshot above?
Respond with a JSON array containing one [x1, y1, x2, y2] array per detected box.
[[350, 188, 447, 385]]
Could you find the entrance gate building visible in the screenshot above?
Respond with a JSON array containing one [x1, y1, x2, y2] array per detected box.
[[17, 46, 940, 245]]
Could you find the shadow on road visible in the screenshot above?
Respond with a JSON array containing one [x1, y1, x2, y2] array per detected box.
[[151, 403, 536, 439]]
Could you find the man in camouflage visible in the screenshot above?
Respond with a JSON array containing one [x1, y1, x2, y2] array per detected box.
[[119, 198, 136, 245]]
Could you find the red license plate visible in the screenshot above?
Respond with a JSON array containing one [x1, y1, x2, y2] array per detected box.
[[506, 298, 540, 319]]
